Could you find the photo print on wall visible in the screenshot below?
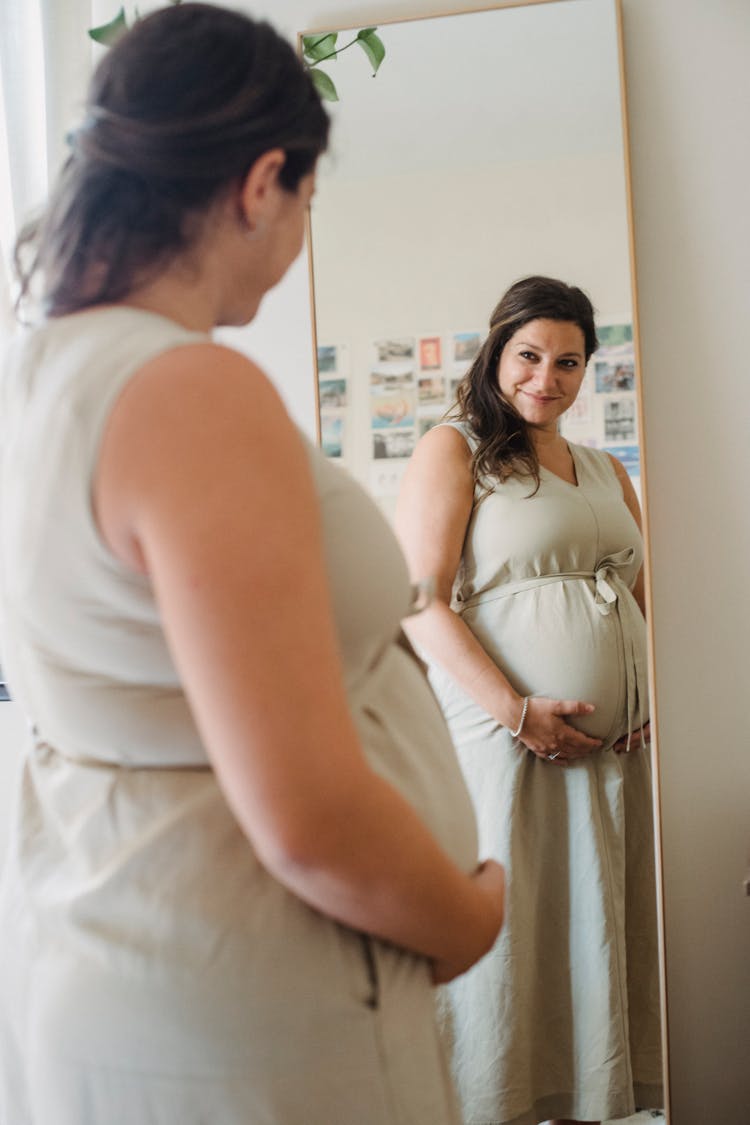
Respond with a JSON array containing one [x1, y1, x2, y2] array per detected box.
[[317, 343, 350, 460]]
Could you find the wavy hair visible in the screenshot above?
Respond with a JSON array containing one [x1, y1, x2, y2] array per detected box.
[[15, 3, 330, 316], [453, 276, 598, 492]]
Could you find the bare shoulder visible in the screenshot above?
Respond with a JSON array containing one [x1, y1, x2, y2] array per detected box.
[[127, 341, 286, 419], [605, 450, 628, 480], [97, 341, 307, 568], [411, 423, 473, 473], [605, 451, 642, 526], [112, 340, 300, 463], [605, 450, 632, 493], [396, 423, 476, 571], [399, 424, 475, 513], [420, 422, 473, 454]]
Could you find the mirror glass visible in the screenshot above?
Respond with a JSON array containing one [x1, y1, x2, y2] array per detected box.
[[304, 6, 666, 1114], [305, 0, 641, 522]]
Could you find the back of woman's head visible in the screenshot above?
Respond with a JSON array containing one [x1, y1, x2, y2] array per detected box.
[[455, 275, 598, 489], [15, 2, 330, 316]]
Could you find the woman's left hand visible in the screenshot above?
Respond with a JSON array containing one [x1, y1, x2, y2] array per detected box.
[[613, 721, 651, 754]]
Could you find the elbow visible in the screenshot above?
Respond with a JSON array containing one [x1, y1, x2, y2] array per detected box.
[[239, 792, 353, 887], [402, 592, 451, 644]]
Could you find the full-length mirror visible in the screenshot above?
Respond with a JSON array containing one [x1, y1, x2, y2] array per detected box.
[[304, 4, 666, 1125], [306, 0, 641, 519]]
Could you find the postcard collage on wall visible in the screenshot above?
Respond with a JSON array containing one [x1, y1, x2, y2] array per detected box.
[[318, 322, 640, 500]]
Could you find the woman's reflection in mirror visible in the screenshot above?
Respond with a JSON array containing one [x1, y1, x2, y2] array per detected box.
[[396, 275, 663, 1125]]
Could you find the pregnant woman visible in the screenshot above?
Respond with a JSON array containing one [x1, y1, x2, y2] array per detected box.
[[396, 276, 663, 1125], [0, 8, 504, 1122]]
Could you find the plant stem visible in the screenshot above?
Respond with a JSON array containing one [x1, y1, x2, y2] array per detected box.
[[308, 35, 362, 68]]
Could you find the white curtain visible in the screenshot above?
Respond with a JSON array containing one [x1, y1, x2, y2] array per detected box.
[[0, 0, 109, 339], [0, 0, 46, 333]]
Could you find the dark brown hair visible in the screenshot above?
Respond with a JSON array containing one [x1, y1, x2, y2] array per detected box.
[[14, 3, 330, 316], [453, 275, 598, 492]]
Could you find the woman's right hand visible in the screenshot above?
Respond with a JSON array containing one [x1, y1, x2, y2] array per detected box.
[[431, 859, 506, 984], [518, 697, 603, 763]]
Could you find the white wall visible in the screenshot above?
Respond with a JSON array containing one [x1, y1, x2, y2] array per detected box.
[[255, 2, 750, 1119], [1, 1, 747, 1118], [622, 1, 750, 1120], [312, 152, 631, 499]]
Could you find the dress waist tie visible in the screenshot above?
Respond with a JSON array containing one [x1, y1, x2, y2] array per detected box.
[[29, 728, 212, 772], [455, 548, 647, 751]]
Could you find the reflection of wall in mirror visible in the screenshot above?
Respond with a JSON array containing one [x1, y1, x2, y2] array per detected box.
[[313, 152, 633, 518], [308, 0, 632, 522], [560, 320, 642, 501]]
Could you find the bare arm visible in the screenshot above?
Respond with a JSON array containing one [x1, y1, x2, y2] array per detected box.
[[95, 343, 503, 980], [607, 452, 646, 617], [607, 452, 650, 752], [395, 426, 602, 762]]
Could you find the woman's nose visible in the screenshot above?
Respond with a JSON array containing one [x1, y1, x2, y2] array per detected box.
[[533, 361, 557, 387]]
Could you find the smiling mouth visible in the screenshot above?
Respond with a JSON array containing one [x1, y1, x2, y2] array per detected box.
[[523, 392, 561, 402]]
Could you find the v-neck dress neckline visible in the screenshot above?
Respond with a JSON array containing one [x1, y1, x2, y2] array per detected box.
[[538, 440, 581, 488]]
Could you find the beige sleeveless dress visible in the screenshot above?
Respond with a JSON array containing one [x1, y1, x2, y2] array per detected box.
[[0, 307, 478, 1125], [428, 421, 663, 1125]]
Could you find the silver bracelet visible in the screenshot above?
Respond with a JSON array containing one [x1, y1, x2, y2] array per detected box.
[[509, 696, 529, 738]]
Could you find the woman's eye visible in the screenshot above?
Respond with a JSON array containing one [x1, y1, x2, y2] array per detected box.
[[559, 359, 579, 369], [520, 351, 537, 360]]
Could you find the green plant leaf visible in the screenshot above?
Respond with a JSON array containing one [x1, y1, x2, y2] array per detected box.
[[88, 7, 128, 46], [356, 29, 385, 75], [309, 67, 339, 102], [302, 33, 338, 63]]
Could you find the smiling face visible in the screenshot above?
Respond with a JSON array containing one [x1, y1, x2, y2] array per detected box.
[[496, 318, 587, 434]]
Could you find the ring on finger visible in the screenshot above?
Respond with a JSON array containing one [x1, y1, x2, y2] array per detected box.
[[548, 751, 561, 761]]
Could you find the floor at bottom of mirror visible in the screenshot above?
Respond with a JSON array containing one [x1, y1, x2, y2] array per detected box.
[[605, 1112, 665, 1124]]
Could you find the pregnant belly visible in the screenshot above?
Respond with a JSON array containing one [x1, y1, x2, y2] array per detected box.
[[350, 644, 479, 873], [461, 582, 649, 746]]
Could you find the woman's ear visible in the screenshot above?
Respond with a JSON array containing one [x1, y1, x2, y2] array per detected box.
[[237, 149, 287, 234]]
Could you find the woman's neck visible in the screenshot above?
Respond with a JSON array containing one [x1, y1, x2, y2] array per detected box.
[[121, 271, 220, 334], [529, 423, 565, 455], [119, 219, 260, 333]]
